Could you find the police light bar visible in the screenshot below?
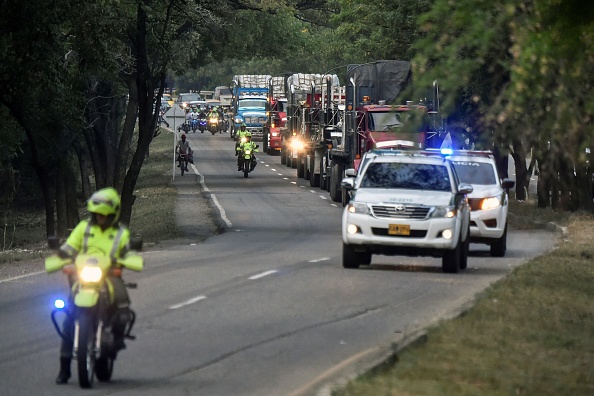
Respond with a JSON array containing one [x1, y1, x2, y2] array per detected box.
[[440, 148, 453, 156]]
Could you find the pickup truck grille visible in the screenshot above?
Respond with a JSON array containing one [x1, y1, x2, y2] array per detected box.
[[371, 205, 430, 220]]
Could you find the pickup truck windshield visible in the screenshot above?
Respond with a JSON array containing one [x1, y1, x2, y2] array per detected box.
[[361, 162, 451, 191], [452, 161, 497, 185]]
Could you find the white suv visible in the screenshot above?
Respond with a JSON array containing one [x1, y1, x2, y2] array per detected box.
[[341, 151, 473, 273], [449, 151, 515, 257]]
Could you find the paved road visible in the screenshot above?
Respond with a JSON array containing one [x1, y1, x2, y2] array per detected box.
[[0, 130, 559, 395]]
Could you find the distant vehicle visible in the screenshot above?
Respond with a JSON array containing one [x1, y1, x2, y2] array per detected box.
[[176, 93, 202, 108], [214, 86, 233, 107], [161, 93, 174, 107]]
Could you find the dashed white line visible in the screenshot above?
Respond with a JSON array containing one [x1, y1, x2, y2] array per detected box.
[[249, 270, 278, 280], [319, 195, 328, 200], [0, 271, 45, 283], [169, 295, 207, 310], [308, 258, 330, 263]]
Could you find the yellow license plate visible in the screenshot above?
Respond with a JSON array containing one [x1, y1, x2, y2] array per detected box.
[[388, 224, 410, 236]]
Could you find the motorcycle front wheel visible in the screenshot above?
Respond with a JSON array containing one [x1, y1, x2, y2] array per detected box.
[[95, 356, 114, 382], [243, 159, 250, 178], [76, 310, 97, 388]]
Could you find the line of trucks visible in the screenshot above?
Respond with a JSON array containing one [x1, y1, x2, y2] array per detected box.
[[229, 60, 446, 204]]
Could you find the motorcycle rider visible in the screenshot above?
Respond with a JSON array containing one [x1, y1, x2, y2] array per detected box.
[[236, 132, 258, 171], [53, 187, 135, 384], [176, 133, 192, 171], [235, 123, 249, 155]]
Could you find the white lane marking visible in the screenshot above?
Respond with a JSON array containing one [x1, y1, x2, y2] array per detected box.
[[249, 270, 278, 280], [191, 163, 232, 227], [0, 270, 45, 283], [266, 164, 271, 167], [319, 195, 328, 200], [309, 190, 316, 193], [308, 258, 330, 263], [271, 168, 276, 171], [330, 204, 338, 207], [277, 173, 283, 176], [283, 177, 289, 180], [169, 295, 207, 310], [290, 181, 297, 184]]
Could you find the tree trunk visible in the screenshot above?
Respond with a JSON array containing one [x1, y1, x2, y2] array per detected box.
[[74, 142, 92, 201], [56, 160, 68, 237]]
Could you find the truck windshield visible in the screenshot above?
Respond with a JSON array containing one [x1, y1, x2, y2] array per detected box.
[[239, 99, 266, 108], [218, 87, 232, 95], [368, 110, 426, 133], [361, 162, 452, 191]]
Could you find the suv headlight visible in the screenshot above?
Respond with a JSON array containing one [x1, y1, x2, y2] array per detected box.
[[431, 206, 457, 218], [347, 202, 369, 214], [480, 196, 503, 210]]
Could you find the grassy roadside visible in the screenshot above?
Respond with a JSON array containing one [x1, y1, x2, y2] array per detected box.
[[334, 213, 594, 395], [0, 127, 178, 266]]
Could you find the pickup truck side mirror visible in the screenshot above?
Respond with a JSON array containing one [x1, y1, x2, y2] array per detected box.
[[256, 144, 260, 149], [458, 184, 474, 195], [345, 168, 357, 177], [501, 178, 515, 190], [341, 178, 355, 191]]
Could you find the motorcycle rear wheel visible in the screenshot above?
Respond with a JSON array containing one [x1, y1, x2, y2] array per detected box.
[[76, 310, 97, 388]]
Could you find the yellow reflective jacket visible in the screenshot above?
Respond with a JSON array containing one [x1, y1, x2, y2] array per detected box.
[[61, 219, 130, 261]]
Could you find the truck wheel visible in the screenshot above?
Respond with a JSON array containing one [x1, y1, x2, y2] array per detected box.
[[330, 163, 343, 202], [291, 154, 297, 169], [342, 244, 360, 269], [490, 224, 507, 257], [310, 155, 320, 187], [297, 153, 305, 178], [304, 155, 311, 180], [442, 235, 462, 273], [281, 149, 287, 165]]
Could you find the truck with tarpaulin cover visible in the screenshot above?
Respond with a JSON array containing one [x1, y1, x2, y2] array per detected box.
[[279, 73, 344, 180], [327, 60, 442, 203], [231, 75, 270, 140]]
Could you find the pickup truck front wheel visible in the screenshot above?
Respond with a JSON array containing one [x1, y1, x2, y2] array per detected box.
[[342, 244, 370, 269], [442, 235, 462, 273]]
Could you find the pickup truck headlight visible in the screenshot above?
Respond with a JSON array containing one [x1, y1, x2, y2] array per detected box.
[[480, 196, 503, 210], [431, 206, 457, 218], [234, 117, 243, 124], [347, 202, 369, 215]]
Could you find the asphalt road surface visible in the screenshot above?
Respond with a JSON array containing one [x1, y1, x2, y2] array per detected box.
[[0, 129, 559, 395]]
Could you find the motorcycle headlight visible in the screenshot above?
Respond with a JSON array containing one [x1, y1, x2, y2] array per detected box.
[[210, 118, 218, 123], [347, 202, 369, 215], [480, 196, 502, 210], [245, 149, 251, 155], [79, 266, 103, 283], [431, 206, 457, 218], [241, 137, 247, 143]]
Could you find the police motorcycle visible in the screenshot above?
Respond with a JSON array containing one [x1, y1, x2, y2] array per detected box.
[[208, 113, 220, 135], [45, 236, 143, 388], [237, 140, 259, 178], [198, 116, 207, 133]]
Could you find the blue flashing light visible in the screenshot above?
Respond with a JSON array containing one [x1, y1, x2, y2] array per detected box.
[[440, 148, 453, 156], [54, 299, 65, 309]]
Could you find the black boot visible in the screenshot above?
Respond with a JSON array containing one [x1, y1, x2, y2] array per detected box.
[[55, 357, 71, 384]]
